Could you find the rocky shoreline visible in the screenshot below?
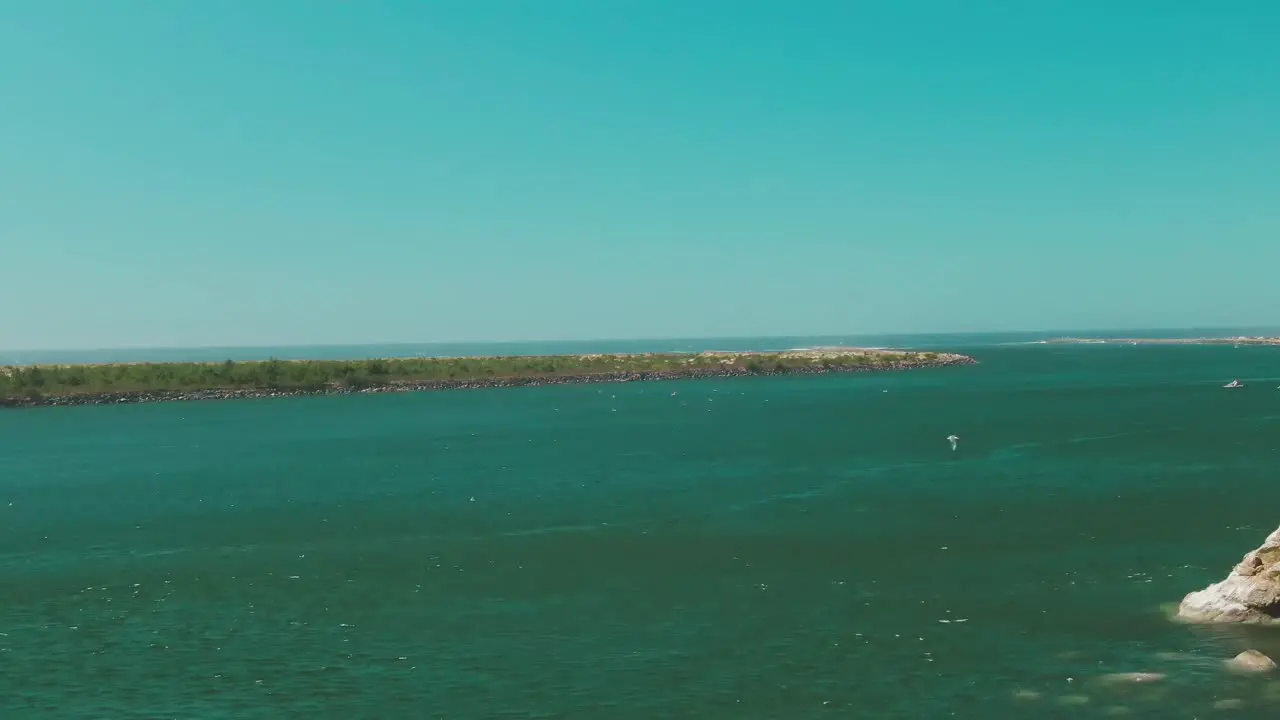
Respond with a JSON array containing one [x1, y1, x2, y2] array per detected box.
[[1176, 526, 1280, 624], [1, 354, 976, 409]]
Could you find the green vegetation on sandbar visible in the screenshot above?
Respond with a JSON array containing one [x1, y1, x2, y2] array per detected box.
[[0, 350, 964, 403]]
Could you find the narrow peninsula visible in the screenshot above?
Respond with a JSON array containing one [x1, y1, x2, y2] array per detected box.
[[1047, 336, 1280, 346], [0, 348, 976, 408]]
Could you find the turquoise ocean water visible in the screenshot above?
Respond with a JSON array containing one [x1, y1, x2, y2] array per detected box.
[[5, 335, 1280, 717]]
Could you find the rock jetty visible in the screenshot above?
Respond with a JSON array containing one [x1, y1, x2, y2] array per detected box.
[[1177, 526, 1280, 624], [1, 350, 977, 409]]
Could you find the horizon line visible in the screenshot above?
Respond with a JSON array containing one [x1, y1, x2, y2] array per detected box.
[[5, 325, 1280, 355]]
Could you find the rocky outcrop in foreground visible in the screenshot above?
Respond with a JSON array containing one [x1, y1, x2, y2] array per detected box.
[[1226, 650, 1276, 673], [1177, 527, 1280, 624], [1, 353, 976, 409]]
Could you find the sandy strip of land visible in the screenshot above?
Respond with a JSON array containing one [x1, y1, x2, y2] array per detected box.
[[1047, 337, 1280, 346]]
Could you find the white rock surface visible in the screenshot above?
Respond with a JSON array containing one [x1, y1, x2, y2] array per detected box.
[[1225, 649, 1276, 674], [1177, 527, 1280, 624]]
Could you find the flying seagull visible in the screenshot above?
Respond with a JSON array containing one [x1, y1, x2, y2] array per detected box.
[[946, 435, 959, 451]]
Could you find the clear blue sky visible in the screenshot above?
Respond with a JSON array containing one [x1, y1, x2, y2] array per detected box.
[[2, 1, 1277, 349]]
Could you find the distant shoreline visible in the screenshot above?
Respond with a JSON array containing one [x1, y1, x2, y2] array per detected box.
[[0, 348, 977, 409], [1045, 337, 1280, 346]]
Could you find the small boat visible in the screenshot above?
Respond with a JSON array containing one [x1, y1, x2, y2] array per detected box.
[[1224, 379, 1244, 388]]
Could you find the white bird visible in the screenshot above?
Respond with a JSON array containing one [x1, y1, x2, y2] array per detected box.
[[946, 435, 959, 451]]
